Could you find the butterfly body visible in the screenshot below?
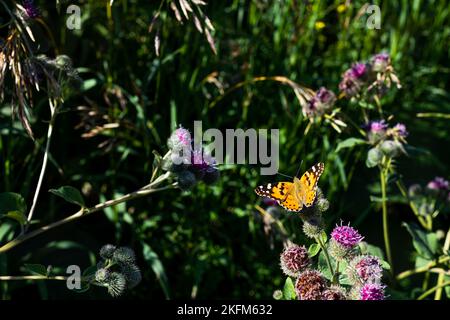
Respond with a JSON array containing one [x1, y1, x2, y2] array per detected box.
[[255, 163, 324, 212]]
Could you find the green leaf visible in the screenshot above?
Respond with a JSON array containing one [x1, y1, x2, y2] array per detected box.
[[282, 277, 296, 300], [23, 264, 48, 276], [0, 192, 27, 216], [2, 211, 27, 225], [317, 251, 333, 280], [361, 243, 385, 260], [142, 243, 170, 299], [335, 138, 366, 153], [403, 222, 437, 259], [0, 222, 15, 243], [80, 78, 98, 91], [49, 186, 85, 207], [366, 148, 382, 168], [308, 243, 320, 257], [319, 231, 328, 244], [445, 276, 450, 299]]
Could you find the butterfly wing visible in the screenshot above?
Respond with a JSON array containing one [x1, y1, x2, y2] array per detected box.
[[299, 162, 324, 207], [278, 194, 303, 212], [255, 182, 303, 212], [255, 182, 293, 202]]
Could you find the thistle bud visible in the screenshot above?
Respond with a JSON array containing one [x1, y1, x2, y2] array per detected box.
[[100, 244, 117, 260], [112, 247, 136, 265], [280, 244, 310, 277]]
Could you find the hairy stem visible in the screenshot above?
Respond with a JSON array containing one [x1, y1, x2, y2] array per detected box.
[[396, 255, 450, 280], [379, 165, 394, 275], [0, 172, 176, 253], [317, 236, 335, 282], [0, 275, 67, 281], [434, 227, 450, 299], [417, 281, 450, 300]]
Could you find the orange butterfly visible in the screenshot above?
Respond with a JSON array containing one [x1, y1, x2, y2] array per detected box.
[[255, 163, 324, 212]]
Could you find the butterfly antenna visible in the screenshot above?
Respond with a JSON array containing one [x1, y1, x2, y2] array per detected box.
[[276, 172, 294, 179], [295, 160, 304, 177]]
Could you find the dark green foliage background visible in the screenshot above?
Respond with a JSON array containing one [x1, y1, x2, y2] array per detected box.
[[0, 0, 449, 299]]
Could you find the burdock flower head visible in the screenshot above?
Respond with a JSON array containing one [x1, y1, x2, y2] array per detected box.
[[301, 188, 328, 239], [364, 120, 390, 146], [427, 177, 449, 192], [303, 87, 336, 118], [391, 123, 409, 138], [295, 270, 327, 300], [95, 244, 142, 297], [360, 283, 386, 300], [190, 148, 219, 181], [331, 222, 364, 249], [350, 63, 368, 79], [329, 222, 363, 260], [322, 285, 347, 300], [347, 255, 383, 284], [339, 71, 362, 97], [168, 126, 192, 165], [339, 63, 368, 97], [280, 244, 310, 277], [370, 53, 390, 73], [168, 126, 192, 150], [367, 120, 388, 134], [165, 126, 220, 189]]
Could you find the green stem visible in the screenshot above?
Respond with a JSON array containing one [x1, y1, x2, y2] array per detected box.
[[379, 165, 394, 275], [417, 281, 450, 300], [396, 255, 450, 280], [317, 236, 335, 282], [0, 173, 176, 253], [434, 227, 450, 299], [0, 275, 67, 281]]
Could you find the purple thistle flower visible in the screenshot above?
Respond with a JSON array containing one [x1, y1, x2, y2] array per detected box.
[[22, 0, 40, 19], [360, 283, 385, 300], [350, 63, 367, 79], [316, 87, 337, 106], [339, 67, 364, 97], [304, 87, 336, 118], [168, 126, 192, 151], [393, 123, 408, 138], [175, 127, 191, 147], [339, 77, 360, 97], [280, 245, 310, 277], [191, 149, 215, 168], [427, 177, 449, 191], [331, 222, 364, 249], [371, 53, 390, 72], [354, 255, 383, 283], [366, 120, 388, 134]]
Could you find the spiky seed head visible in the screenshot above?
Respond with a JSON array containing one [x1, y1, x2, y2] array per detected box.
[[120, 263, 142, 289], [295, 270, 327, 300], [106, 272, 127, 298], [112, 247, 136, 265], [100, 244, 117, 260], [95, 268, 110, 283]]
